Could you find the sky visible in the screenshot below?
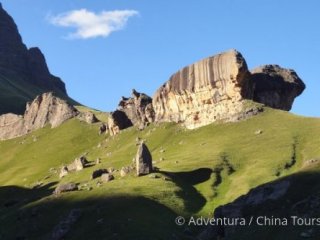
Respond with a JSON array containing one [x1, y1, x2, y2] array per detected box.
[[1, 0, 319, 116]]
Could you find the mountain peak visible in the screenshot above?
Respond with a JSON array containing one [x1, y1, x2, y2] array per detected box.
[[0, 4, 76, 114]]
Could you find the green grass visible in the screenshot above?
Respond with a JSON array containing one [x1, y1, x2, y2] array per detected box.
[[0, 108, 320, 239]]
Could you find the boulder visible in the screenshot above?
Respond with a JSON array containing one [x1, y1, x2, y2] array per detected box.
[[54, 183, 78, 195], [135, 143, 153, 176], [91, 169, 108, 179], [77, 111, 99, 124], [250, 65, 305, 110], [120, 166, 132, 177], [153, 49, 255, 129], [0, 92, 78, 140], [67, 156, 88, 172], [59, 166, 69, 178], [101, 173, 114, 182], [99, 123, 107, 135], [108, 110, 132, 136]]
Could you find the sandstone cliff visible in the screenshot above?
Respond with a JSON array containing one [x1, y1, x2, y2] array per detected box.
[[0, 92, 78, 140], [152, 50, 305, 129], [152, 50, 258, 129], [0, 4, 76, 114]]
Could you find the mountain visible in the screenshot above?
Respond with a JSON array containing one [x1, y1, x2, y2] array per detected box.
[[0, 3, 77, 115]]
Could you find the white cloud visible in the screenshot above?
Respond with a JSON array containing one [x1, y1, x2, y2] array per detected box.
[[49, 9, 139, 39]]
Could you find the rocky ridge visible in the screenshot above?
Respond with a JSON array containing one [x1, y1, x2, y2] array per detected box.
[[0, 92, 78, 140], [108, 50, 305, 132]]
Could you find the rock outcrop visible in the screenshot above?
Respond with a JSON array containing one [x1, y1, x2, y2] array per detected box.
[[153, 50, 256, 129], [251, 65, 305, 110], [108, 89, 155, 135], [135, 143, 153, 176], [0, 92, 78, 140], [0, 4, 75, 114], [152, 50, 305, 129]]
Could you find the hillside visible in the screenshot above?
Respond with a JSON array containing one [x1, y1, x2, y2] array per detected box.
[[0, 108, 319, 239]]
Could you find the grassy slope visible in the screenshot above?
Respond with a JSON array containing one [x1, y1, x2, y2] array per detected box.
[[0, 109, 319, 239]]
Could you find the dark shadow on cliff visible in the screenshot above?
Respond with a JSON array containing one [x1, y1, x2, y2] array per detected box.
[[159, 168, 213, 213]]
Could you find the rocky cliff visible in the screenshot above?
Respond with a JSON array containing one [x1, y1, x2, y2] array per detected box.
[[152, 50, 305, 129], [0, 92, 78, 140], [0, 3, 75, 114], [153, 50, 257, 129]]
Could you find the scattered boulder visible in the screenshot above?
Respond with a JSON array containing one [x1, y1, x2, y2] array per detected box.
[[54, 183, 78, 195], [251, 65, 305, 111], [120, 166, 132, 177], [67, 156, 88, 172], [99, 123, 107, 135], [101, 173, 114, 182], [135, 143, 153, 176], [50, 209, 81, 240], [91, 169, 108, 179], [59, 166, 69, 178], [95, 158, 101, 165], [77, 111, 99, 124], [0, 92, 79, 140], [255, 129, 263, 135]]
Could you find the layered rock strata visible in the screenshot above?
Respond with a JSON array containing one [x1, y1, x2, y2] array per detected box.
[[153, 50, 255, 129]]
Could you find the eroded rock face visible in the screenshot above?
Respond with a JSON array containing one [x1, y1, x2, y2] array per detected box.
[[108, 89, 155, 135], [251, 65, 305, 110], [0, 92, 78, 140], [153, 49, 255, 129]]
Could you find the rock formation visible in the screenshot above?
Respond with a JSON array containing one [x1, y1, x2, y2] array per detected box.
[[0, 92, 78, 140], [77, 111, 99, 124], [0, 4, 75, 114], [153, 50, 256, 129], [135, 143, 153, 176], [153, 50, 305, 129], [108, 89, 155, 135], [251, 65, 305, 110]]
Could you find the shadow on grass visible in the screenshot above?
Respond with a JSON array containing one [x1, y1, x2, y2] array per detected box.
[[159, 168, 213, 213], [200, 171, 320, 240], [0, 184, 186, 240]]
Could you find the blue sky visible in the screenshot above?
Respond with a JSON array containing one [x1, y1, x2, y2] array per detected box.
[[1, 0, 319, 116]]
